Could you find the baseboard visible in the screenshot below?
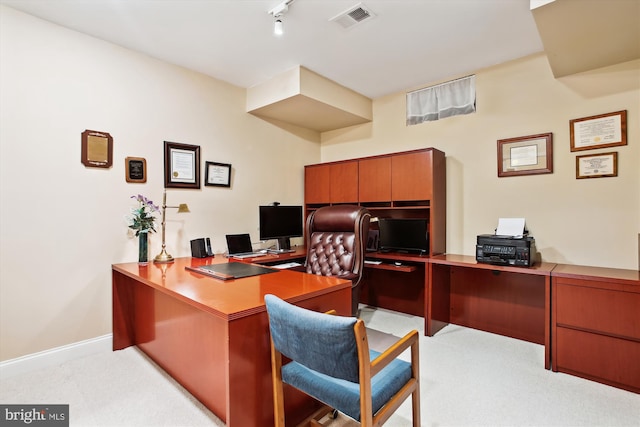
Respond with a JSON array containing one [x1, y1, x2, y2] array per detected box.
[[0, 334, 112, 380]]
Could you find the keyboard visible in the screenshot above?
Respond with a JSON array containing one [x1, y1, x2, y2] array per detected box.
[[230, 252, 267, 259], [272, 262, 302, 269]]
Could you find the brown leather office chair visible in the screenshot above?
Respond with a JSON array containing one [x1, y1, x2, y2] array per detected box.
[[304, 205, 371, 316]]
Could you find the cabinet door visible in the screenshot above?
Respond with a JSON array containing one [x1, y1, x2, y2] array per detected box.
[[359, 157, 391, 202], [392, 151, 432, 201], [330, 161, 358, 203], [305, 164, 331, 204]]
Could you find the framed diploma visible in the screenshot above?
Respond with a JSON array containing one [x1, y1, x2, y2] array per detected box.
[[576, 152, 618, 179], [164, 141, 201, 189], [125, 157, 147, 183], [81, 129, 113, 168], [570, 110, 626, 152], [205, 161, 232, 187], [497, 133, 553, 177]]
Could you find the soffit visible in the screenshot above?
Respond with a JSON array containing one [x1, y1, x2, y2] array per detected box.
[[532, 0, 640, 77]]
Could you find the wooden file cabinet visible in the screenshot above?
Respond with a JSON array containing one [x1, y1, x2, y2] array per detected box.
[[552, 264, 640, 393]]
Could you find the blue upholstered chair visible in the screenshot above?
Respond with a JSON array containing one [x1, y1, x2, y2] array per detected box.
[[265, 294, 420, 427]]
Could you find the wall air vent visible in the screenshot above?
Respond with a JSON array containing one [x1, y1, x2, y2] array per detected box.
[[330, 3, 376, 29]]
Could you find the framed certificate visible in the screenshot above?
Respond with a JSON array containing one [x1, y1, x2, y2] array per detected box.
[[497, 133, 553, 177], [164, 141, 200, 189], [576, 152, 618, 179], [570, 110, 626, 152], [205, 161, 232, 187]]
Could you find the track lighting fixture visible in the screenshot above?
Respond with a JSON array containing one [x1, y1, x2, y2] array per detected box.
[[268, 0, 295, 36]]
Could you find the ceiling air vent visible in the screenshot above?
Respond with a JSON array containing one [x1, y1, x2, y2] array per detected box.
[[330, 3, 376, 29]]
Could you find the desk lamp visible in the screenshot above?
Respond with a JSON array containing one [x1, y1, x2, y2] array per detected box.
[[154, 190, 190, 263]]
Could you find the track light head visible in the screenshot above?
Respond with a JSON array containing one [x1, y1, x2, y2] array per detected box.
[[274, 19, 284, 35]]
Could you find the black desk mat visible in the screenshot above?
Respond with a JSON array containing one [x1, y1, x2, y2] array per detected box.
[[187, 262, 277, 280]]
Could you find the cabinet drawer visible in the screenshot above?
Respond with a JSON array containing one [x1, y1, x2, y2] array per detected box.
[[555, 283, 640, 340], [555, 327, 640, 393]]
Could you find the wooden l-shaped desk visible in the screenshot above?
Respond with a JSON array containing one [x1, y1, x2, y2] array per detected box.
[[112, 255, 351, 427], [113, 249, 639, 427]]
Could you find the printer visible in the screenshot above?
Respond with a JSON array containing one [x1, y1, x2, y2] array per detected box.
[[476, 234, 537, 267], [475, 218, 538, 267]]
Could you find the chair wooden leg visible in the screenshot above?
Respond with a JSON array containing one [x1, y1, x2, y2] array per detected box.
[[411, 385, 421, 427], [270, 341, 286, 427]]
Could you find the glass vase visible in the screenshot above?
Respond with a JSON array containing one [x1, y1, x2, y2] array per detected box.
[[138, 232, 149, 265]]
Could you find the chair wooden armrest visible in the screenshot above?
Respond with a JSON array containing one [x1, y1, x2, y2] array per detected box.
[[370, 329, 419, 377]]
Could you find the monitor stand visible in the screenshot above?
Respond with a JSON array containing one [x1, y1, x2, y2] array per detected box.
[[268, 238, 295, 253]]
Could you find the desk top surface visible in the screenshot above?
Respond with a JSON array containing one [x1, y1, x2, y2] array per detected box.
[[429, 254, 556, 275], [551, 263, 640, 285], [112, 257, 351, 320]]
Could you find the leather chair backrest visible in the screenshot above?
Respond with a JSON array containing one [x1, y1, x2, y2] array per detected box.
[[304, 205, 371, 287]]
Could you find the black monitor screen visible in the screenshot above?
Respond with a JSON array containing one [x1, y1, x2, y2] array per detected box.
[[378, 218, 428, 254], [259, 205, 303, 251]]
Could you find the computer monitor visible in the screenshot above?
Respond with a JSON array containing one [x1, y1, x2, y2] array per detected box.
[[378, 218, 429, 254], [259, 205, 303, 252]]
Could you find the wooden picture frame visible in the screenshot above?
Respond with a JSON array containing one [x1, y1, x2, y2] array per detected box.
[[205, 161, 232, 187], [497, 133, 553, 177], [81, 129, 113, 168], [125, 157, 147, 183], [164, 141, 200, 189], [576, 152, 618, 179], [570, 110, 626, 152]]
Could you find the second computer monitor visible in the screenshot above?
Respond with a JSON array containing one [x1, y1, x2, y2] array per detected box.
[[259, 205, 303, 252]]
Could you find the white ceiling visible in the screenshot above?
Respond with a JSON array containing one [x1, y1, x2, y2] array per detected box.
[[0, 0, 546, 99]]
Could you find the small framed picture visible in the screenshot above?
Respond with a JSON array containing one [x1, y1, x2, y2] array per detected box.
[[576, 152, 618, 179], [570, 110, 626, 152], [164, 141, 200, 189], [125, 157, 146, 183], [497, 133, 553, 177], [205, 161, 232, 187]]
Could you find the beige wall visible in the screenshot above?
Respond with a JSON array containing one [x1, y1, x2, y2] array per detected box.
[[1, 5, 639, 362], [321, 54, 640, 271], [0, 6, 319, 361]]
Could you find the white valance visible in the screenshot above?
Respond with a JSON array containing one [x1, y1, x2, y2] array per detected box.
[[406, 75, 476, 125]]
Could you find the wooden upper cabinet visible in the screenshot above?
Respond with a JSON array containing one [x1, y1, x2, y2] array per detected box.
[[305, 161, 358, 204], [359, 157, 392, 202], [305, 148, 446, 255], [305, 164, 331, 204], [330, 161, 358, 203], [392, 150, 433, 201]]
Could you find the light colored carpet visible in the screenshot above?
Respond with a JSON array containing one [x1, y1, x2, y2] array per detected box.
[[2, 305, 639, 426]]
